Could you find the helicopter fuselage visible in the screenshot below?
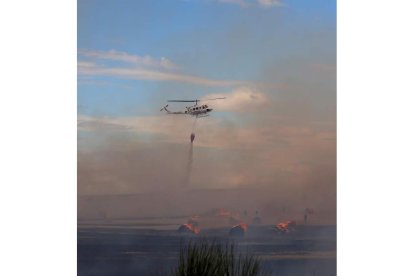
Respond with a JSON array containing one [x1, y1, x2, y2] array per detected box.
[[160, 104, 212, 117], [161, 97, 224, 117], [184, 104, 213, 116]]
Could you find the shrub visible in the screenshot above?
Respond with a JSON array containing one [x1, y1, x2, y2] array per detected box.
[[173, 240, 263, 276]]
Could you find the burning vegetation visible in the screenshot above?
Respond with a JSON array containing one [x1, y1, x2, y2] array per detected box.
[[183, 208, 243, 230], [178, 223, 200, 235], [229, 223, 248, 237], [275, 220, 297, 233]]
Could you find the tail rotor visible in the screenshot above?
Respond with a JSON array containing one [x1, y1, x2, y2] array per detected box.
[[160, 104, 169, 112]]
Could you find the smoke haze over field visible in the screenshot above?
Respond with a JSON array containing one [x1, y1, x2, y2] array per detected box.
[[78, 0, 336, 224], [77, 106, 336, 223]]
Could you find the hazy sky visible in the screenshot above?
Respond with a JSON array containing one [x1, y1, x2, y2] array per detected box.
[[78, 0, 336, 221]]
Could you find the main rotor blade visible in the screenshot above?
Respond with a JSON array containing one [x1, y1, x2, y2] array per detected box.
[[167, 100, 197, 102], [167, 97, 225, 102], [202, 97, 226, 101]]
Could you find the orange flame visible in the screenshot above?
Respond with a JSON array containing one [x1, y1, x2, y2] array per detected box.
[[193, 226, 200, 234], [179, 223, 200, 234], [276, 220, 296, 232]]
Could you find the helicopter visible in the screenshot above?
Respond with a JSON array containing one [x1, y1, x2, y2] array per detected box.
[[160, 97, 225, 117]]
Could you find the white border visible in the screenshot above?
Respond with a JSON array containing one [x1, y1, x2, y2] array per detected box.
[[1, 0, 414, 275], [339, 0, 414, 275], [0, 1, 76, 276]]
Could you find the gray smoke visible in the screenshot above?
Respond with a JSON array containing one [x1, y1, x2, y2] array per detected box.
[[183, 142, 193, 187]]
